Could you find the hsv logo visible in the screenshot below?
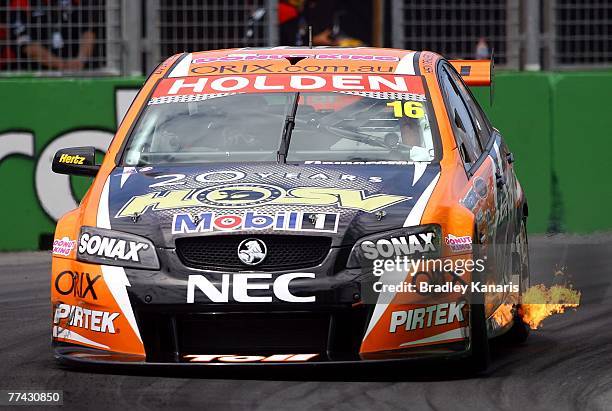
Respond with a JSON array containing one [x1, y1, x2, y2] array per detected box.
[[53, 303, 120, 334], [445, 234, 473, 253], [389, 302, 466, 333], [360, 232, 436, 259], [78, 233, 149, 262], [187, 273, 316, 303], [52, 237, 76, 256], [198, 184, 283, 208], [58, 154, 86, 164], [117, 186, 409, 217], [184, 354, 319, 363], [54, 270, 101, 300]]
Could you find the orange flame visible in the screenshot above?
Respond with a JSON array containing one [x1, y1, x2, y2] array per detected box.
[[519, 284, 581, 329]]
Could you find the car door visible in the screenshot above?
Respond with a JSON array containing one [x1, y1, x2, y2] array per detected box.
[[449, 68, 517, 248], [438, 62, 510, 313]]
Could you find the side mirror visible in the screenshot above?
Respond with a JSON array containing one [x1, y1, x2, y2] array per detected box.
[[52, 147, 100, 177]]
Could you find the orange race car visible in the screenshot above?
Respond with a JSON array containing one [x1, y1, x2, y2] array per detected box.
[[50, 47, 530, 370]]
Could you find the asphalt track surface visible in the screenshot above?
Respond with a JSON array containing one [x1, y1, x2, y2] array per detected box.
[[1, 234, 611, 411]]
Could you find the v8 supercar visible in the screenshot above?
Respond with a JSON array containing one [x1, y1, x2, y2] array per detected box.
[[51, 47, 530, 369]]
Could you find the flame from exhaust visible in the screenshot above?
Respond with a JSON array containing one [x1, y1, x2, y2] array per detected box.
[[519, 284, 581, 329]]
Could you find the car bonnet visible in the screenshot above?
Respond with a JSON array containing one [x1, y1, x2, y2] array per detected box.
[[100, 162, 441, 248]]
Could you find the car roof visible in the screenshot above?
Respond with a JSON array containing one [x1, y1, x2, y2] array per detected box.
[[161, 47, 443, 79]]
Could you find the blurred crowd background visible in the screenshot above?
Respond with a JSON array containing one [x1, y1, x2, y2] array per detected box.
[[0, 0, 610, 75]]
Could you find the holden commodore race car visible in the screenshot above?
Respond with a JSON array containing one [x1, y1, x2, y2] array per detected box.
[[51, 47, 530, 370]]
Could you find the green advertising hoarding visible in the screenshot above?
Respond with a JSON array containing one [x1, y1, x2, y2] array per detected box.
[[0, 78, 141, 250]]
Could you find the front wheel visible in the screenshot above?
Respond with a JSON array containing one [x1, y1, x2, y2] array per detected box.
[[505, 218, 531, 343], [467, 228, 490, 373], [468, 301, 491, 373]]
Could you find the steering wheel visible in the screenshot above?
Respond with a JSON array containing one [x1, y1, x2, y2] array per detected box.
[[221, 125, 259, 149]]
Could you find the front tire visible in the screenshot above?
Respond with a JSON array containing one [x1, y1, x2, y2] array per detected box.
[[468, 301, 491, 373], [505, 217, 531, 343], [468, 227, 490, 373]]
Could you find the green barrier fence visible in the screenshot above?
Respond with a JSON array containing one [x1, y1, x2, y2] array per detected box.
[[551, 73, 612, 233], [472, 73, 553, 234], [0, 73, 609, 250], [0, 78, 142, 251]]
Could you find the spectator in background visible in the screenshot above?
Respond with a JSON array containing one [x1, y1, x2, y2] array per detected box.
[[475, 37, 490, 60], [279, 0, 305, 46], [9, 0, 97, 71], [0, 23, 16, 70], [278, 0, 368, 47], [303, 0, 337, 46], [303, 0, 365, 47]]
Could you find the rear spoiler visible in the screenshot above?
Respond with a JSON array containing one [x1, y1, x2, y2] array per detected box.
[[449, 60, 492, 86], [450, 54, 495, 105]]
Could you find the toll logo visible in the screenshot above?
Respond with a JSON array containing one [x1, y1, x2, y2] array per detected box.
[[184, 354, 319, 363]]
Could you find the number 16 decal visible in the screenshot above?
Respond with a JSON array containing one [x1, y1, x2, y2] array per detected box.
[[386, 101, 425, 119]]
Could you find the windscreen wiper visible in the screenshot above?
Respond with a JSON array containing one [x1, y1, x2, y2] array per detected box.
[[277, 92, 300, 163]]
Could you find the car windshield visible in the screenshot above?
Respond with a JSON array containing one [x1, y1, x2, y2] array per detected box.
[[122, 76, 439, 165]]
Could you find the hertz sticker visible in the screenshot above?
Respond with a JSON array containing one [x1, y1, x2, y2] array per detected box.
[[58, 154, 86, 165], [116, 184, 411, 217]]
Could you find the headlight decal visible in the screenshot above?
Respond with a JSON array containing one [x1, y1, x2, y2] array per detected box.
[[79, 233, 149, 262], [77, 226, 160, 269], [347, 224, 442, 269]]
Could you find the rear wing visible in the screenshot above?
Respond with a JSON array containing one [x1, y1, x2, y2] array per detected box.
[[449, 57, 495, 105], [449, 60, 493, 86]]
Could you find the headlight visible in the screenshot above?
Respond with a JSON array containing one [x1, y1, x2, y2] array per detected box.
[[77, 226, 160, 269], [346, 224, 441, 269]]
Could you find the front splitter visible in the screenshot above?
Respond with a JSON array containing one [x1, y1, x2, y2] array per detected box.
[[54, 345, 470, 370]]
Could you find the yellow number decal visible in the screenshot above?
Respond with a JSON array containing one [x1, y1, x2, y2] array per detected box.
[[386, 101, 403, 117], [403, 101, 425, 119], [386, 101, 425, 119]]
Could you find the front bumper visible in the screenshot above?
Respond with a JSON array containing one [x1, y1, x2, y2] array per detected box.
[[51, 247, 472, 365]]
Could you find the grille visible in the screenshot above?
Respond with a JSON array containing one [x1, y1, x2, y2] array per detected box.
[[179, 313, 330, 355], [135, 307, 369, 363], [176, 235, 332, 271]]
